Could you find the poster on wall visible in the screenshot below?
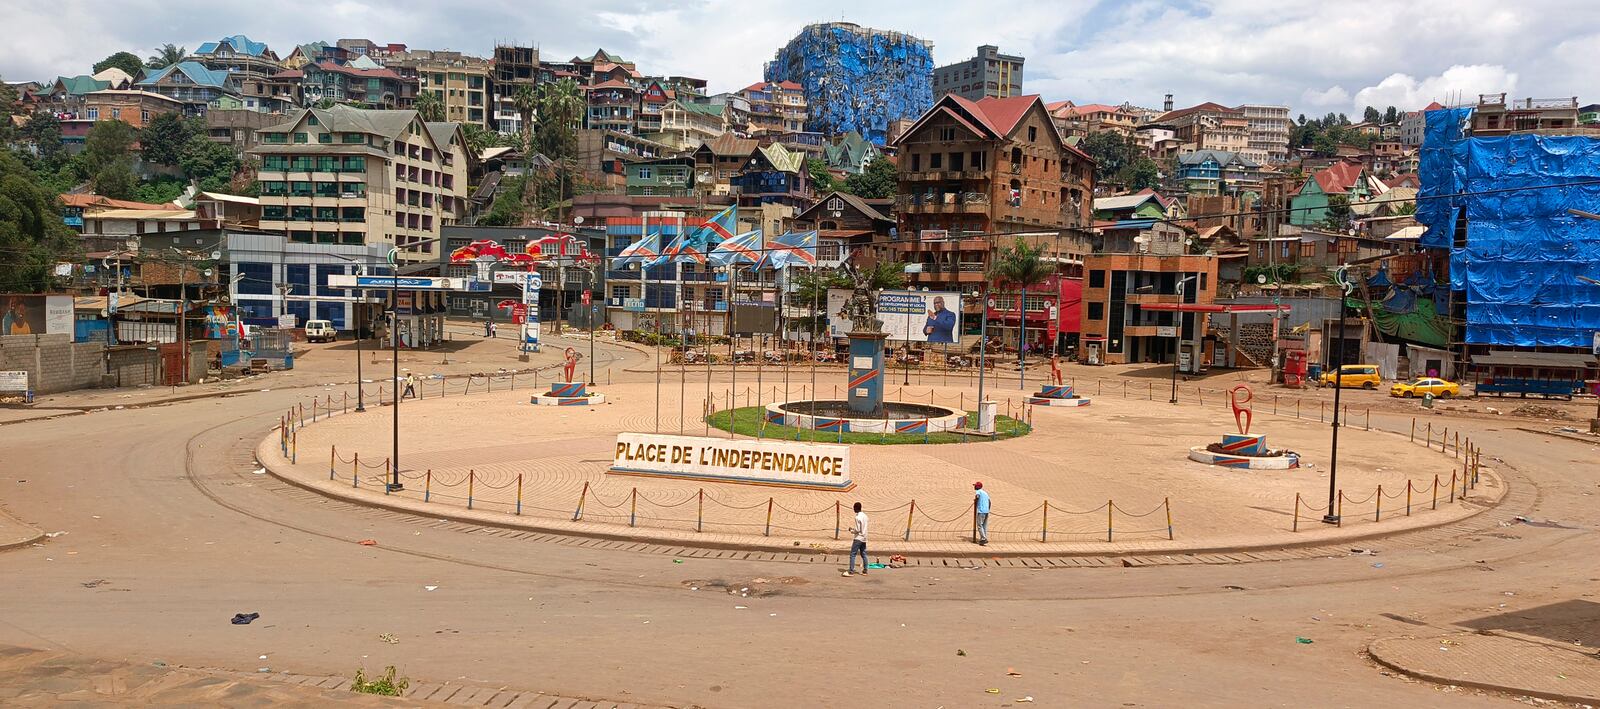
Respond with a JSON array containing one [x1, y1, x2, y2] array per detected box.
[[202, 305, 237, 339], [1, 295, 73, 336]]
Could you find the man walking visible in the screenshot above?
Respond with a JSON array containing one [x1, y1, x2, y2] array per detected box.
[[844, 502, 868, 577], [973, 481, 991, 545], [484, 319, 492, 338], [402, 372, 417, 399]]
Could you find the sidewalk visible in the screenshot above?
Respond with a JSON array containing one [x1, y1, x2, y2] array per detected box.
[[0, 506, 45, 552], [1368, 633, 1600, 703]]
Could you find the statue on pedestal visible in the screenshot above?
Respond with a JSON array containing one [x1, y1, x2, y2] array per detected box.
[[837, 263, 883, 334]]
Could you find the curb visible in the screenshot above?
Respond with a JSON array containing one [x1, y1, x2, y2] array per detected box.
[[1367, 637, 1600, 705], [0, 509, 46, 553], [255, 431, 1509, 560], [1514, 426, 1599, 445]]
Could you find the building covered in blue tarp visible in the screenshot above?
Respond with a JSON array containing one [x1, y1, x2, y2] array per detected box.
[[1415, 107, 1600, 348], [764, 22, 934, 145]]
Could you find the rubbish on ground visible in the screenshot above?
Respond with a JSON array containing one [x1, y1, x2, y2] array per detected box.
[[378, 633, 398, 644], [259, 655, 268, 660], [252, 468, 265, 475], [1006, 668, 1022, 676], [985, 688, 1000, 694], [1350, 548, 1378, 555], [867, 563, 887, 569], [81, 579, 106, 588], [45, 531, 66, 538], [734, 605, 747, 610], [1373, 563, 1385, 568], [672, 559, 683, 564], [358, 539, 377, 546], [152, 660, 167, 667], [231, 612, 260, 625], [1295, 637, 1313, 644], [956, 649, 966, 656], [1016, 697, 1035, 703], [424, 586, 438, 591], [257, 667, 270, 673]]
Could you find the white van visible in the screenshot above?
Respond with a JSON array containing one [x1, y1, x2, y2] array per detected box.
[[304, 320, 337, 343]]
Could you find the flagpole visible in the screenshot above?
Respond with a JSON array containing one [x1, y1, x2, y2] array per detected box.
[[728, 262, 737, 439], [650, 215, 660, 434]]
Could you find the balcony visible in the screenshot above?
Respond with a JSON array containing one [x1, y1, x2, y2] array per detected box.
[[1127, 292, 1182, 304]]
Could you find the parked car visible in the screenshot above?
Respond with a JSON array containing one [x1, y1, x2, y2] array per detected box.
[[1390, 377, 1460, 398], [304, 320, 337, 343], [1319, 364, 1381, 389]]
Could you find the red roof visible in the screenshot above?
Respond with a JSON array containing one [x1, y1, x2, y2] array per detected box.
[[1045, 100, 1075, 113], [1423, 101, 1444, 111], [1063, 103, 1124, 116], [1157, 101, 1242, 122], [951, 94, 1036, 137], [741, 80, 802, 94], [585, 79, 635, 91], [1297, 160, 1368, 196], [311, 61, 402, 80], [270, 69, 304, 79]]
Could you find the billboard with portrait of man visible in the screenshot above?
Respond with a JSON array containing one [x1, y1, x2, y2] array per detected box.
[[0, 295, 73, 336], [878, 290, 961, 343]]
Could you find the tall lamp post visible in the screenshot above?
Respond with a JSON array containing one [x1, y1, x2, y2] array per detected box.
[[1170, 274, 1197, 404], [331, 255, 370, 412], [1322, 266, 1354, 524], [977, 288, 991, 406], [384, 237, 441, 493]]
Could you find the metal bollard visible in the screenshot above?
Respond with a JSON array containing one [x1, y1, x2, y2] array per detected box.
[[1293, 493, 1300, 532], [696, 489, 704, 532], [630, 488, 637, 528], [1165, 497, 1174, 540], [516, 474, 523, 515], [1041, 502, 1049, 542], [905, 500, 916, 541], [765, 498, 773, 537], [1106, 499, 1114, 541], [467, 470, 475, 509], [424, 469, 432, 502]]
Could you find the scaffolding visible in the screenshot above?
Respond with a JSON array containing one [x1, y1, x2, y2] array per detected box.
[[765, 22, 934, 145]]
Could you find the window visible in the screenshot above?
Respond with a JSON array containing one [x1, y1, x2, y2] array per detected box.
[[318, 133, 332, 144], [1301, 241, 1316, 258], [291, 156, 314, 171], [316, 206, 338, 222], [261, 132, 287, 144], [111, 108, 120, 119], [315, 182, 338, 197], [1089, 270, 1106, 288], [340, 182, 366, 198], [970, 151, 986, 170], [291, 206, 313, 221], [290, 181, 313, 196], [261, 181, 287, 196], [307, 115, 318, 126], [343, 133, 365, 143], [342, 156, 364, 172], [294, 132, 308, 143], [939, 127, 956, 141], [262, 205, 286, 219], [637, 167, 652, 179], [317, 156, 337, 172], [1027, 126, 1037, 142], [911, 154, 921, 172], [930, 153, 943, 169], [140, 110, 149, 123], [342, 207, 365, 222], [86, 107, 99, 120], [289, 230, 313, 243], [1087, 302, 1104, 320]]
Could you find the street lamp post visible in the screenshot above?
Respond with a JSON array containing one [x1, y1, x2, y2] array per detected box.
[[387, 247, 403, 492], [978, 288, 991, 407], [1170, 274, 1197, 404], [1323, 266, 1354, 524]]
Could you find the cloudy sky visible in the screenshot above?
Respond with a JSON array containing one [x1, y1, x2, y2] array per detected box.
[[6, 0, 1596, 117]]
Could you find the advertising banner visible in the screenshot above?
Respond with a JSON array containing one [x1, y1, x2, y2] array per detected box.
[[1, 295, 72, 336], [878, 290, 961, 343], [609, 433, 853, 489]]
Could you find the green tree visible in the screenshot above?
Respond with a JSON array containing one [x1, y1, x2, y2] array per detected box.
[[511, 85, 537, 153], [1122, 157, 1160, 191], [1322, 194, 1353, 230], [19, 112, 65, 169], [804, 157, 835, 192], [534, 78, 582, 159], [1311, 132, 1339, 157], [93, 51, 144, 78], [414, 91, 445, 122], [988, 237, 1057, 365], [0, 151, 79, 292], [1362, 106, 1382, 123], [478, 175, 525, 226], [788, 262, 906, 334], [134, 175, 187, 204], [1383, 106, 1399, 124], [314, 97, 336, 109], [460, 123, 502, 158], [94, 161, 138, 198], [140, 112, 200, 166], [1080, 131, 1131, 181], [179, 136, 240, 192], [840, 156, 897, 199], [82, 120, 136, 180], [146, 44, 186, 70]]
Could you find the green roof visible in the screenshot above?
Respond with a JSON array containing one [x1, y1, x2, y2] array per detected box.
[[679, 101, 724, 117], [757, 142, 803, 174], [54, 75, 110, 96]]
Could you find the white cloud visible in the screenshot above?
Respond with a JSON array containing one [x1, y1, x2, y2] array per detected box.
[[1351, 65, 1519, 112], [1300, 86, 1351, 109]]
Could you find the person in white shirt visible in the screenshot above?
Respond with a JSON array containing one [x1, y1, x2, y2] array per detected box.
[[844, 502, 869, 577]]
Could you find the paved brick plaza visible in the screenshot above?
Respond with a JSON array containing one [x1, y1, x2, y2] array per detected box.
[[268, 377, 1500, 553]]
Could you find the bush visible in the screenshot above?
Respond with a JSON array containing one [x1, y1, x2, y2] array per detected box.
[[350, 666, 408, 696]]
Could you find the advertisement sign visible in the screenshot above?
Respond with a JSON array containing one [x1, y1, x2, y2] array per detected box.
[[919, 229, 949, 242], [825, 289, 961, 343], [202, 304, 236, 339], [622, 298, 646, 313], [0, 371, 28, 391], [1156, 325, 1177, 338], [1, 295, 73, 336], [276, 313, 298, 329], [878, 290, 961, 343], [609, 433, 853, 489]]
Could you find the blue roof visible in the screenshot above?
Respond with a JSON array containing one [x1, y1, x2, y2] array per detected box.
[[195, 34, 270, 57], [138, 61, 231, 89]]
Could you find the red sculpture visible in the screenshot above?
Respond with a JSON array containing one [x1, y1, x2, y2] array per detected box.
[[563, 347, 579, 382], [1229, 385, 1254, 435]]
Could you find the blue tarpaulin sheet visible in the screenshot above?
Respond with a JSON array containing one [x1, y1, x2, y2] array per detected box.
[[1415, 107, 1600, 347]]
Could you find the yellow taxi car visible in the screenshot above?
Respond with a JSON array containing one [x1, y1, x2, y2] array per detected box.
[[1318, 364, 1382, 389], [1390, 377, 1461, 398]]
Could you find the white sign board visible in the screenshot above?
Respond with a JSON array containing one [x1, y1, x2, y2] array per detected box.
[[610, 433, 853, 489], [493, 271, 544, 288], [45, 295, 72, 335], [1155, 325, 1177, 338], [826, 289, 961, 343], [0, 371, 29, 391], [277, 313, 298, 329]]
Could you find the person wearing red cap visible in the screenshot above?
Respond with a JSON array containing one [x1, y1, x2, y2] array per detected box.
[[973, 482, 991, 545]]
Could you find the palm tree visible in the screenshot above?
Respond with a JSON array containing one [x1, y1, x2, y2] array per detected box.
[[987, 237, 1057, 385], [146, 44, 186, 69], [532, 78, 584, 223], [414, 91, 444, 122], [511, 85, 537, 153]]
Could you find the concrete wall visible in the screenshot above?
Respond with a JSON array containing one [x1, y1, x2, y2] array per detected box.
[[106, 346, 160, 388], [0, 334, 106, 394]]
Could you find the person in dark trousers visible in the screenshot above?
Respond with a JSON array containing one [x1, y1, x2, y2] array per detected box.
[[974, 481, 991, 545], [844, 502, 868, 577], [484, 319, 492, 338], [402, 372, 417, 399]]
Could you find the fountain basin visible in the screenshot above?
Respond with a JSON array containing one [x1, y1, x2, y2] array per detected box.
[[764, 400, 966, 434]]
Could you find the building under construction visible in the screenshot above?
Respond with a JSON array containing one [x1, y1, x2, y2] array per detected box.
[[764, 22, 934, 145]]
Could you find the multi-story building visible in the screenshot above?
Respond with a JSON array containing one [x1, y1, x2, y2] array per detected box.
[[249, 104, 469, 261], [765, 22, 934, 143], [1174, 150, 1263, 196], [491, 44, 540, 136], [740, 81, 807, 135], [1470, 94, 1585, 135], [625, 156, 695, 197], [932, 45, 1024, 101], [1079, 253, 1217, 367], [1157, 102, 1251, 160], [654, 99, 726, 151], [79, 90, 184, 129], [1288, 159, 1379, 227], [386, 50, 491, 129], [1580, 104, 1600, 124], [585, 80, 638, 133], [731, 142, 813, 211], [635, 82, 671, 134], [1236, 104, 1290, 164], [893, 94, 1096, 292], [188, 35, 282, 99], [293, 61, 414, 109], [1049, 102, 1143, 139], [823, 130, 881, 174], [706, 92, 751, 133], [136, 62, 236, 116]]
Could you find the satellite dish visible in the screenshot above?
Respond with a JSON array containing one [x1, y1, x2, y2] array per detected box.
[[211, 250, 222, 260], [203, 268, 215, 277], [125, 239, 139, 250], [1256, 274, 1268, 284], [574, 216, 585, 224]]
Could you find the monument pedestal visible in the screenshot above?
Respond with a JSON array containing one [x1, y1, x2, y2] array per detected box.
[[1027, 383, 1093, 407], [846, 331, 887, 417], [533, 381, 604, 406]]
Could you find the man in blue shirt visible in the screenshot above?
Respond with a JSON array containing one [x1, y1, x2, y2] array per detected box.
[[973, 481, 991, 545], [923, 296, 956, 344]]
